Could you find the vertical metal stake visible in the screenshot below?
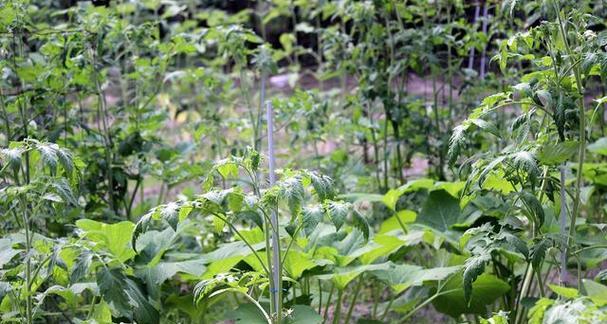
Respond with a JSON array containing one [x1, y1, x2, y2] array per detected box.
[[468, 2, 481, 70], [479, 2, 489, 79], [266, 101, 281, 318]]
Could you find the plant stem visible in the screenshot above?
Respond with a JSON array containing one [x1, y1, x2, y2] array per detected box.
[[332, 289, 344, 324], [344, 276, 364, 324], [553, 0, 586, 270], [380, 291, 395, 321], [323, 283, 334, 322], [318, 279, 323, 314], [213, 213, 270, 276], [515, 264, 534, 324], [23, 205, 32, 324], [91, 43, 116, 215], [401, 288, 460, 322]]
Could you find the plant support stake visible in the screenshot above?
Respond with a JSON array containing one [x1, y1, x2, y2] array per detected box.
[[467, 2, 480, 70], [479, 1, 489, 79], [266, 100, 282, 322], [559, 165, 568, 283]]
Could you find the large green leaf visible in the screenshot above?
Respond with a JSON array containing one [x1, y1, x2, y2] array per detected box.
[[202, 241, 266, 278], [91, 301, 112, 323], [370, 262, 461, 294], [358, 235, 405, 264], [588, 137, 607, 155], [77, 220, 136, 262], [582, 279, 607, 306], [417, 190, 461, 232], [537, 141, 578, 164], [432, 273, 510, 318], [378, 210, 417, 234], [224, 303, 268, 324], [0, 239, 20, 269], [383, 179, 435, 210], [283, 251, 319, 279], [285, 305, 322, 324], [548, 284, 579, 299], [138, 258, 207, 285], [317, 263, 391, 290]]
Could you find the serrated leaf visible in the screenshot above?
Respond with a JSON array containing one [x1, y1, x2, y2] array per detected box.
[[97, 267, 131, 316], [463, 252, 492, 304], [279, 176, 305, 217], [216, 161, 238, 179], [326, 201, 349, 231], [537, 141, 579, 165], [132, 212, 152, 252], [518, 191, 545, 227], [531, 238, 552, 268], [283, 250, 317, 279], [498, 232, 529, 258], [50, 178, 78, 205], [302, 205, 324, 235], [470, 119, 499, 136], [535, 90, 553, 109], [71, 250, 93, 283], [140, 258, 207, 285], [510, 151, 540, 184], [309, 172, 334, 201], [448, 125, 467, 165], [351, 210, 370, 240], [0, 148, 22, 172]]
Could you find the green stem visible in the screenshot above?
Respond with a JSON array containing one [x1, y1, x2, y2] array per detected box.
[[554, 1, 586, 256], [515, 264, 534, 324], [380, 291, 395, 321], [401, 288, 460, 322], [332, 289, 344, 324], [323, 283, 334, 323], [344, 276, 364, 324], [20, 198, 32, 324], [318, 279, 322, 314], [212, 213, 270, 276]]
